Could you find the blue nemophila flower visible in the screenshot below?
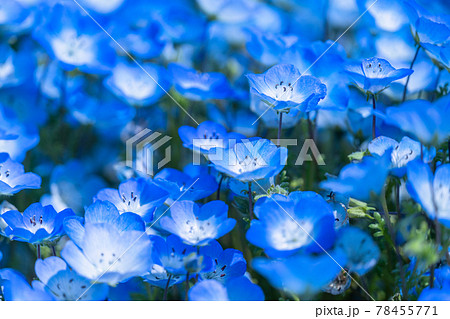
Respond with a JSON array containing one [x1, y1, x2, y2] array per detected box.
[[378, 98, 450, 146], [33, 3, 115, 74], [419, 266, 450, 301], [178, 121, 245, 155], [104, 60, 170, 106], [402, 0, 450, 45], [63, 200, 146, 242], [422, 43, 450, 71], [246, 191, 335, 257], [0, 200, 16, 236], [66, 92, 136, 138], [159, 200, 236, 246], [0, 268, 54, 301], [115, 20, 165, 60], [246, 30, 298, 66], [35, 257, 109, 301], [143, 235, 211, 288], [189, 277, 264, 301], [328, 200, 349, 230], [0, 153, 41, 195], [406, 161, 450, 228], [77, 0, 125, 14], [345, 57, 413, 94], [0, 44, 34, 89], [169, 64, 235, 101], [61, 222, 152, 286], [199, 240, 246, 282], [41, 160, 106, 215], [209, 139, 287, 183], [95, 178, 169, 222], [0, 0, 28, 29], [0, 105, 39, 162], [154, 166, 218, 202], [155, 4, 206, 44], [252, 251, 347, 297], [369, 136, 436, 177], [246, 64, 326, 115], [2, 203, 74, 245], [334, 226, 380, 276], [320, 153, 391, 201]]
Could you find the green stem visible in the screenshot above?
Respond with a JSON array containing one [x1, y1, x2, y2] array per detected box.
[[381, 187, 408, 299], [248, 182, 253, 220], [185, 272, 190, 301], [216, 175, 224, 200], [163, 274, 172, 301], [277, 112, 283, 144], [372, 95, 376, 140], [402, 45, 421, 102]]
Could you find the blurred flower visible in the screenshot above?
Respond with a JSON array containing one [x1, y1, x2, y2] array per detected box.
[[378, 98, 450, 145], [77, 0, 125, 15], [35, 256, 109, 301], [252, 251, 346, 296], [104, 60, 170, 106], [33, 3, 116, 73], [402, 0, 450, 45], [406, 161, 450, 228], [0, 44, 34, 89], [0, 268, 54, 301], [334, 226, 380, 276], [178, 121, 245, 156], [320, 153, 391, 201], [189, 277, 264, 301], [169, 64, 235, 101], [41, 160, 105, 216], [246, 191, 335, 257]]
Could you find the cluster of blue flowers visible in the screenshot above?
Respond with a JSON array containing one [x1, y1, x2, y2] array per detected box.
[[0, 0, 450, 301]]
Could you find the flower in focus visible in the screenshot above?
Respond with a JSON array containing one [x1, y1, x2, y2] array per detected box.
[[246, 64, 326, 115], [209, 139, 287, 183], [2, 203, 74, 245], [94, 178, 169, 222], [368, 136, 435, 177], [345, 57, 413, 94], [0, 153, 41, 195], [159, 200, 235, 246]]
